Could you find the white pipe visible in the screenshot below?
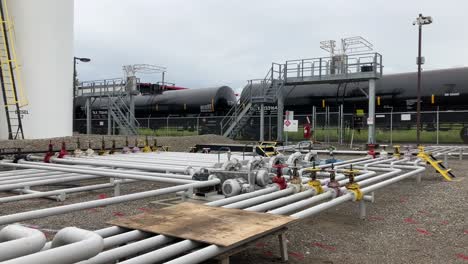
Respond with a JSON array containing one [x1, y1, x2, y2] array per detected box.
[[2, 227, 104, 264], [223, 188, 294, 209], [0, 225, 47, 261], [0, 180, 135, 203], [0, 161, 196, 185], [0, 179, 221, 225]]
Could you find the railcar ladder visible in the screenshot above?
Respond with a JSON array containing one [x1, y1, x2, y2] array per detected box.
[[0, 0, 26, 139], [417, 146, 455, 181]]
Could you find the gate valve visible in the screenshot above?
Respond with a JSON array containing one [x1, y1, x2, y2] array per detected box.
[[44, 140, 54, 163], [344, 164, 363, 201], [289, 160, 302, 185], [379, 145, 388, 158], [98, 137, 108, 156], [326, 163, 341, 196], [109, 140, 116, 155], [367, 144, 376, 159], [143, 136, 152, 153], [272, 163, 288, 190], [328, 146, 336, 157], [152, 138, 158, 152], [132, 138, 141, 153], [57, 141, 68, 158], [343, 164, 359, 184], [304, 161, 323, 194], [85, 141, 94, 156], [73, 138, 83, 157], [393, 145, 401, 159], [122, 137, 131, 154], [404, 145, 413, 159]]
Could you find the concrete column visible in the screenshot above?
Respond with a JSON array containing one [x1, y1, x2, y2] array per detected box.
[[260, 103, 265, 141], [368, 79, 376, 144]]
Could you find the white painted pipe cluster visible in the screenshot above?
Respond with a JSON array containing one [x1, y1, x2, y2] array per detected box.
[[0, 148, 447, 263], [70, 157, 426, 264]]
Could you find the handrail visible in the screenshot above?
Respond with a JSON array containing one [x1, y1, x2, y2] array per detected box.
[[113, 96, 141, 128], [220, 63, 284, 136], [108, 95, 140, 134], [284, 52, 383, 80]]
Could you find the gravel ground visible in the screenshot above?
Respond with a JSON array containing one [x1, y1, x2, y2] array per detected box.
[[0, 134, 236, 153], [0, 148, 466, 263], [230, 157, 468, 264]]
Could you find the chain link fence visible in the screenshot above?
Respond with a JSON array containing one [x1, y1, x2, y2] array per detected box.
[[74, 109, 468, 144]]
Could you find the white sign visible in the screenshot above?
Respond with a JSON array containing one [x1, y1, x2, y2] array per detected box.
[[376, 114, 385, 118], [401, 114, 411, 121], [367, 117, 374, 125], [284, 120, 298, 132], [285, 111, 294, 120]]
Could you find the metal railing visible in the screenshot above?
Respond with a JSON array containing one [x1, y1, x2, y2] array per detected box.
[[284, 52, 383, 82], [76, 78, 132, 97], [220, 63, 285, 137]]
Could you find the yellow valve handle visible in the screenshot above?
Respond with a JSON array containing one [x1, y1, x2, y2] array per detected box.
[[142, 146, 152, 153], [308, 180, 324, 194], [98, 150, 108, 156], [418, 146, 425, 153], [303, 167, 322, 172], [343, 169, 360, 175], [346, 182, 363, 201]]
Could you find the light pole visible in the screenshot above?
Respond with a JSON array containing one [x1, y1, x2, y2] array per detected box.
[[413, 14, 433, 145], [73, 57, 91, 131]]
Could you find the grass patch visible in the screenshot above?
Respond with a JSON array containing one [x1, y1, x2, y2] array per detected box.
[[138, 127, 198, 137], [284, 127, 463, 144]]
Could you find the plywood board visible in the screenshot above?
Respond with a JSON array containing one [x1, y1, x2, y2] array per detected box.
[[109, 202, 296, 247]]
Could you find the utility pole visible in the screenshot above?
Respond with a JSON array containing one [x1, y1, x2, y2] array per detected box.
[[413, 14, 433, 145], [73, 57, 91, 132]]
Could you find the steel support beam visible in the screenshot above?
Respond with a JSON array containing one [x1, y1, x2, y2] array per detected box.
[[368, 79, 376, 144]]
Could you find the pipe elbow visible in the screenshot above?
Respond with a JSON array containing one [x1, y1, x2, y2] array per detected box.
[[0, 225, 47, 261]]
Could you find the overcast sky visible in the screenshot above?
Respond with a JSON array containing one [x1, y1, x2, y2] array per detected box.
[[74, 0, 468, 92]]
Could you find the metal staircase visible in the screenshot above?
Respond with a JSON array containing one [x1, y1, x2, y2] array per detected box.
[[0, 0, 26, 139], [417, 146, 455, 181], [221, 63, 283, 138], [107, 94, 140, 135]]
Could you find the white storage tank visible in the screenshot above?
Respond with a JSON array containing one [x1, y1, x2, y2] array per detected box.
[[0, 0, 74, 139]]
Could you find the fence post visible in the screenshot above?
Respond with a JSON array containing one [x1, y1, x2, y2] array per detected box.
[[390, 109, 393, 146], [436, 106, 439, 145], [166, 116, 170, 136], [269, 114, 272, 141], [340, 105, 344, 145]]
